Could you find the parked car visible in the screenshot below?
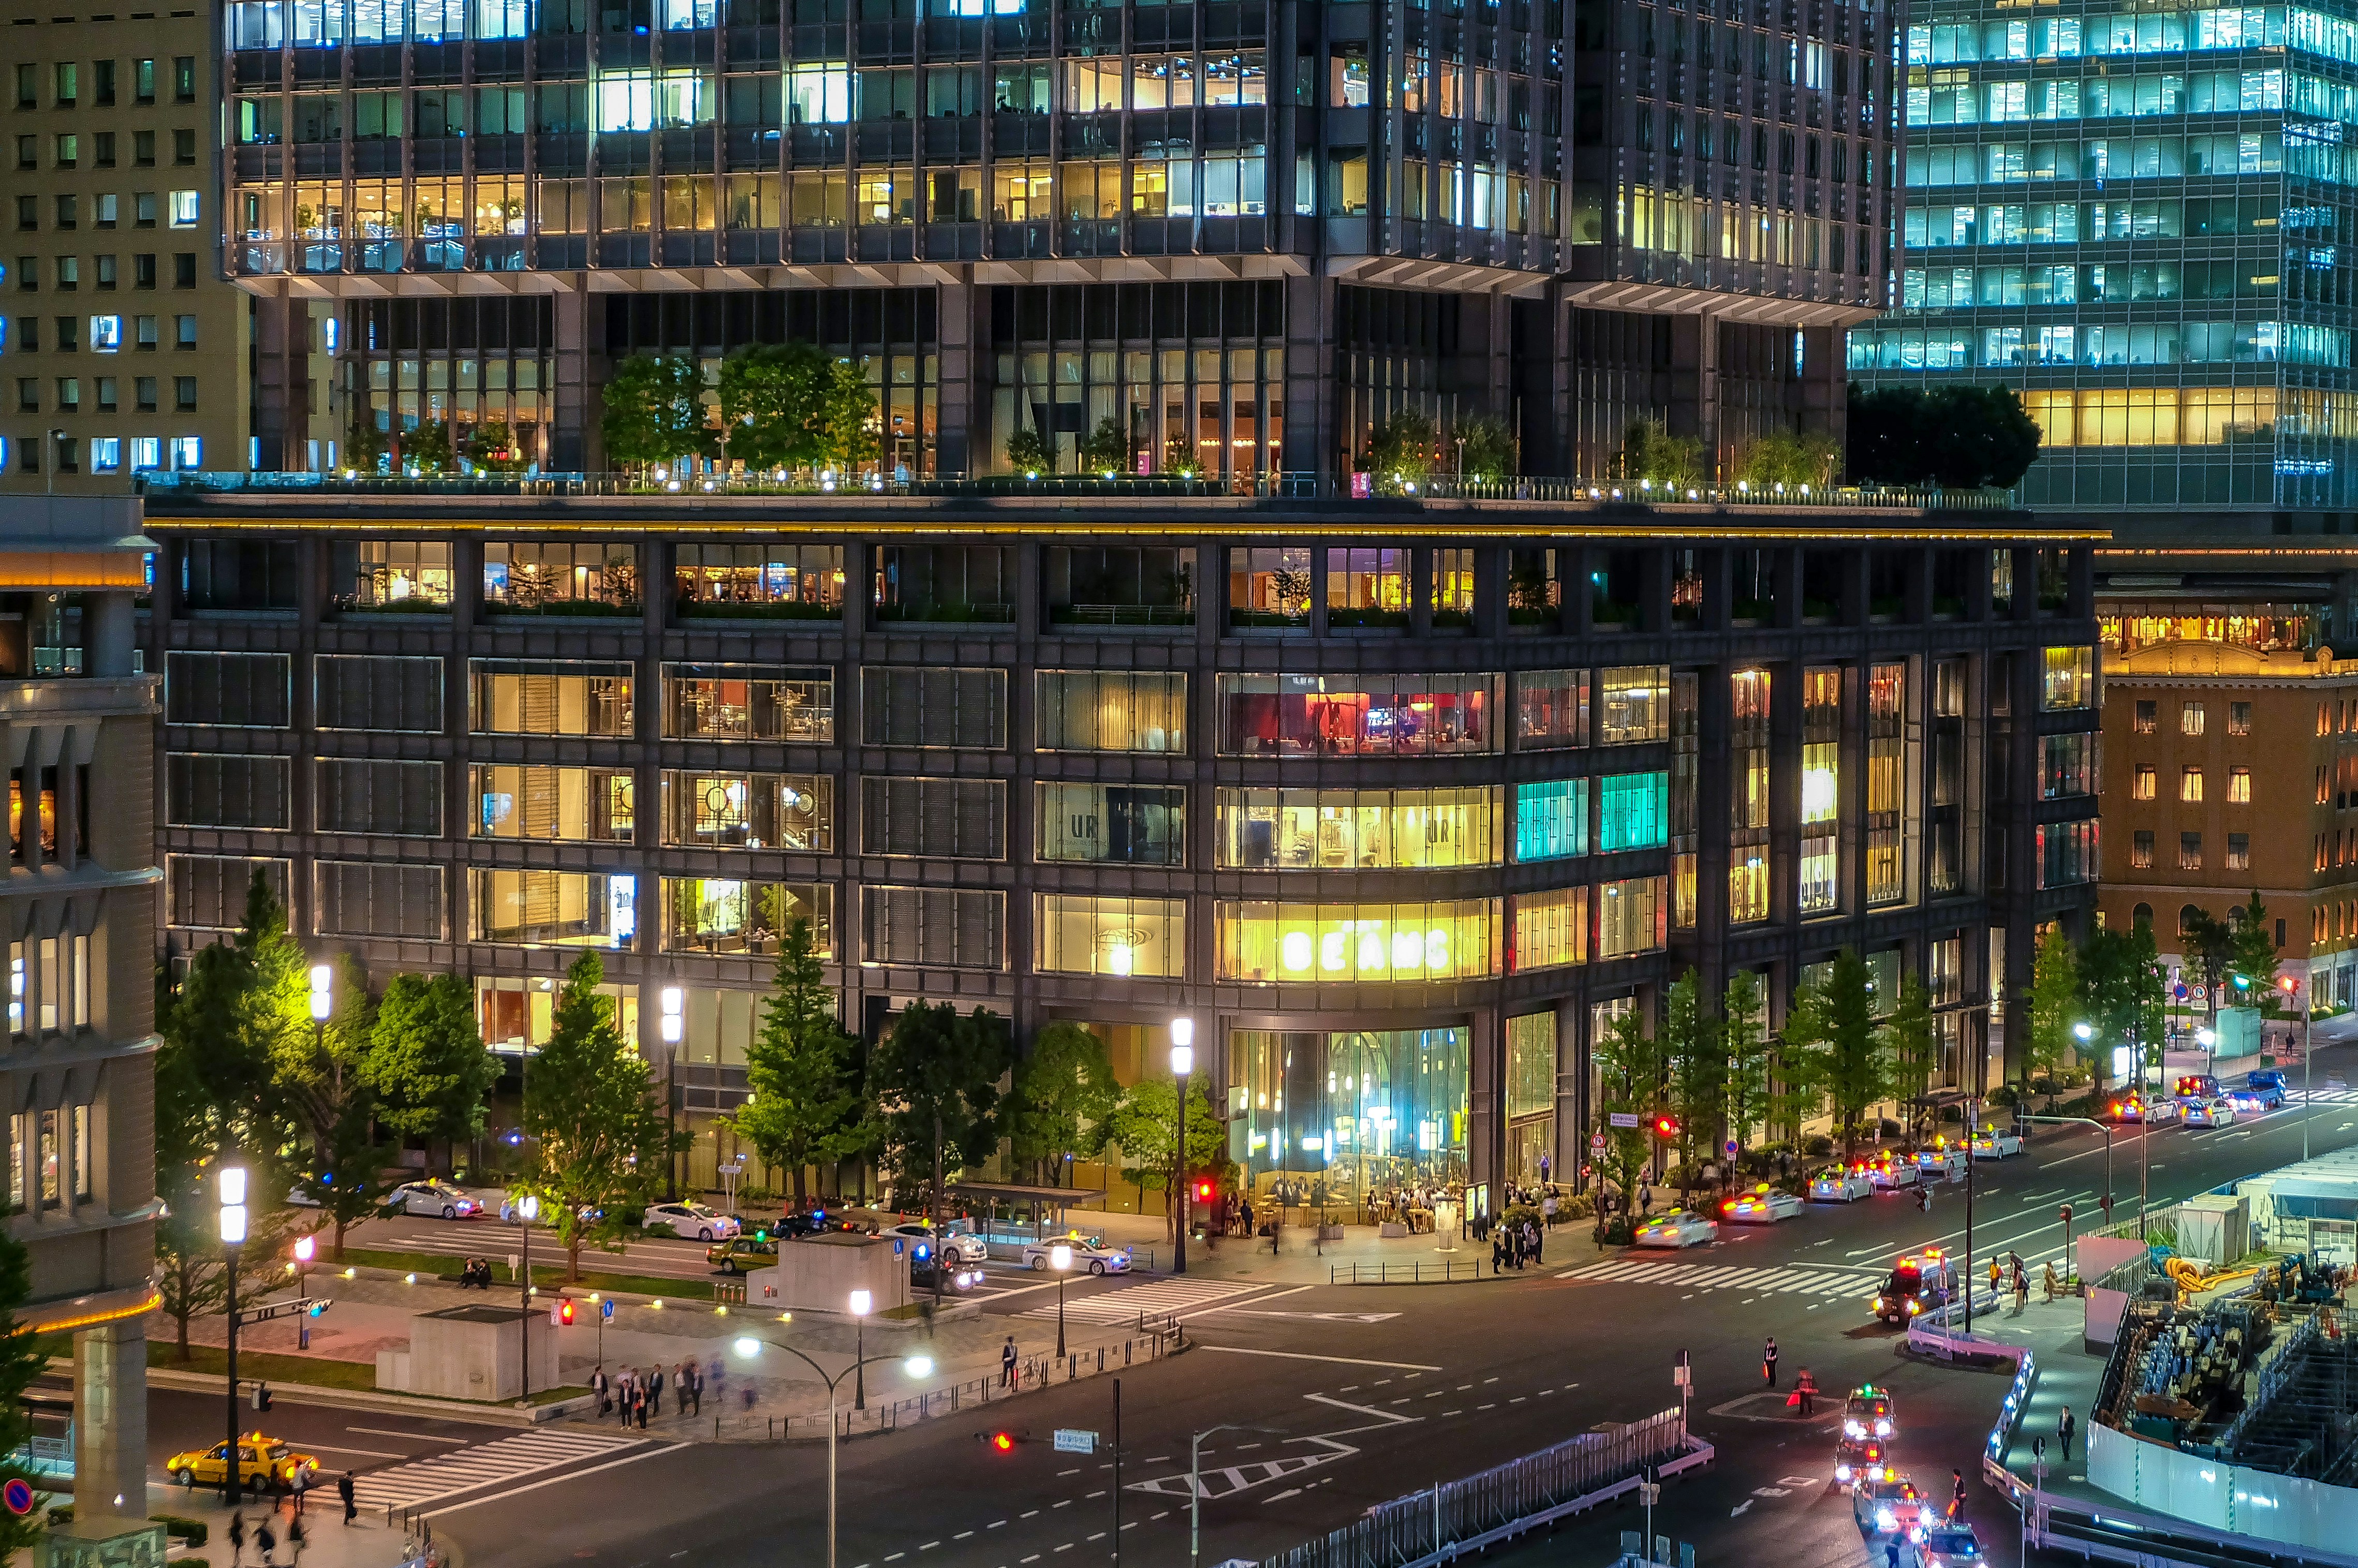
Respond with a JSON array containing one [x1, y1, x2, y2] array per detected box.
[[1969, 1127, 2025, 1160], [706, 1237, 778, 1275], [1726, 1185, 1806, 1223], [1859, 1154, 1919, 1192], [1020, 1233, 1131, 1275], [387, 1179, 479, 1219], [1632, 1209, 1718, 1249], [873, 1222, 990, 1264], [166, 1433, 319, 1491], [1808, 1168, 1875, 1204], [499, 1193, 601, 1225], [643, 1201, 742, 1240], [2183, 1097, 2239, 1128], [1912, 1144, 1968, 1181]]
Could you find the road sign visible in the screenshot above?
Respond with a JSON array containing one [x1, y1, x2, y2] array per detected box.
[[600, 1299, 615, 1321], [1609, 1112, 1642, 1129], [1724, 1139, 1740, 1156], [1052, 1428, 1097, 1455], [4, 1478, 34, 1516], [1590, 1133, 1608, 1151], [236, 1296, 327, 1327]]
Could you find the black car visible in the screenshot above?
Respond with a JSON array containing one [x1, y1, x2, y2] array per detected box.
[[776, 1209, 860, 1237]]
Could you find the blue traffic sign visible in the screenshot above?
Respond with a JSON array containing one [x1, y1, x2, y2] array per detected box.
[[600, 1299, 614, 1321], [5, 1477, 35, 1515]]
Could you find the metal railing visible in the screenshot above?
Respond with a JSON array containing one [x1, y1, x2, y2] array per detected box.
[[1260, 1408, 1701, 1568], [1330, 1259, 1487, 1285], [749, 1324, 1181, 1442]]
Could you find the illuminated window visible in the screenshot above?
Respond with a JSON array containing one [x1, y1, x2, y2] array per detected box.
[[1217, 673, 1499, 756], [2229, 766, 2251, 804], [2181, 701, 2206, 736], [1598, 665, 1669, 743], [337, 540, 453, 606], [1036, 671, 1188, 753], [661, 878, 831, 956], [1035, 895, 1186, 979], [2229, 701, 2251, 735], [1800, 667, 1840, 913], [1512, 780, 1588, 862], [596, 71, 655, 131], [675, 544, 845, 615], [658, 771, 833, 852], [2180, 832, 2203, 870], [470, 764, 636, 842], [1598, 773, 1669, 852], [1729, 668, 1771, 923], [2038, 821, 2097, 887], [1229, 546, 1312, 628], [2226, 833, 2249, 870], [787, 62, 850, 123], [2042, 734, 2097, 798], [1511, 886, 1588, 971], [1215, 899, 1500, 982], [470, 869, 638, 948], [1221, 786, 1501, 869], [1037, 783, 1186, 866], [1326, 547, 1408, 627], [1515, 668, 1589, 748], [2135, 699, 2157, 733], [2041, 646, 2094, 710], [483, 542, 641, 608], [2133, 764, 2156, 800], [469, 660, 635, 736], [1597, 876, 1668, 958], [2181, 766, 2204, 803], [663, 663, 834, 743], [2131, 830, 2154, 868], [1432, 549, 1476, 624]]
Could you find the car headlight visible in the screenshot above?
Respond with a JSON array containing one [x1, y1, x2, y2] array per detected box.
[[1877, 1509, 1897, 1530], [1908, 1300, 1922, 1314], [1876, 1419, 1893, 1437], [1835, 1463, 1853, 1482], [1846, 1420, 1866, 1437]]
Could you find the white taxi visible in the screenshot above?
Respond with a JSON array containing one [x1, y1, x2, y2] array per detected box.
[[1633, 1209, 1718, 1248], [1808, 1167, 1876, 1203]]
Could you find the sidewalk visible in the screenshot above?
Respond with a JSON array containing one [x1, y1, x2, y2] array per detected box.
[[130, 1484, 413, 1568]]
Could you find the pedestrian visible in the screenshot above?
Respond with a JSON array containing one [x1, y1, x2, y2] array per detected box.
[[676, 1359, 693, 1415], [1988, 1256, 2002, 1298], [2044, 1261, 2060, 1301], [2058, 1405, 2077, 1463], [338, 1473, 356, 1528], [1543, 1192, 1558, 1230], [741, 1382, 756, 1412], [1240, 1197, 1254, 1238], [1001, 1335, 1019, 1387], [593, 1365, 610, 1417], [1949, 1468, 1968, 1520], [689, 1365, 703, 1415], [1526, 1218, 1542, 1265], [709, 1353, 727, 1395], [257, 1518, 277, 1568], [650, 1364, 666, 1411], [1762, 1336, 1779, 1387], [1270, 1215, 1280, 1255], [1491, 1232, 1506, 1275], [2014, 1267, 2030, 1315], [290, 1463, 308, 1516], [1884, 1540, 1902, 1568], [1795, 1367, 1818, 1417], [287, 1515, 306, 1566], [1639, 1182, 1653, 1217], [229, 1512, 247, 1567]]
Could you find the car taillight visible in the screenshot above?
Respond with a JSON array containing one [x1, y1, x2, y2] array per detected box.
[[1876, 1419, 1893, 1437]]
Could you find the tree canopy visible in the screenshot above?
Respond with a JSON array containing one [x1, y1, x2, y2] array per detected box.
[[1847, 384, 2042, 489], [1007, 1023, 1121, 1187], [731, 915, 867, 1205], [601, 353, 711, 471]]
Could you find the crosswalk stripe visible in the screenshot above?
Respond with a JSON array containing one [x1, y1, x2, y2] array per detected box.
[[349, 1431, 645, 1510], [1024, 1277, 1262, 1323]]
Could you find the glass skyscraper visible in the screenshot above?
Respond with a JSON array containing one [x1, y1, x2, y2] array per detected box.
[[1851, 0, 2358, 512]]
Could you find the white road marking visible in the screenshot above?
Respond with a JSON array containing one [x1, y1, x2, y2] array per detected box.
[[1195, 1347, 1442, 1371]]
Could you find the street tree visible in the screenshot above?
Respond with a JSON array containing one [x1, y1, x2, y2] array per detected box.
[[1078, 415, 1133, 476], [1886, 975, 1936, 1143], [2081, 925, 2167, 1101], [867, 1003, 1009, 1289], [1818, 949, 1894, 1162], [731, 915, 864, 1207], [1593, 1006, 1665, 1223], [716, 342, 829, 474], [1101, 1076, 1227, 1242], [521, 953, 676, 1281], [2230, 893, 2283, 1016], [1618, 418, 1704, 490], [0, 1219, 51, 1558], [1006, 1022, 1121, 1188], [402, 417, 454, 474], [2180, 907, 2236, 1027], [365, 971, 499, 1163], [1662, 971, 1723, 1195], [2026, 924, 2083, 1106], [601, 354, 710, 473], [1769, 980, 1829, 1147], [819, 357, 881, 477], [1721, 970, 1772, 1159]]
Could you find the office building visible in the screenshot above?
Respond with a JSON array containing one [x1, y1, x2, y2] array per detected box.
[[205, 0, 1899, 478], [0, 498, 160, 1556], [1, 6, 250, 490], [1851, 0, 2358, 521], [140, 491, 2096, 1204]]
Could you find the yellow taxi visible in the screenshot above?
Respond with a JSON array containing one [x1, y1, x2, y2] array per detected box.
[[166, 1431, 320, 1491]]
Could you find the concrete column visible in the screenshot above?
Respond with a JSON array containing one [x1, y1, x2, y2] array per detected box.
[[73, 1319, 147, 1520], [552, 283, 592, 472], [83, 594, 136, 678], [1283, 274, 1338, 486], [1408, 545, 1434, 640], [936, 278, 985, 479]]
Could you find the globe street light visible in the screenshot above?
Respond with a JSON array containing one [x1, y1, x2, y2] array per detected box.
[[292, 1234, 316, 1349], [217, 1160, 248, 1505], [1170, 1019, 1195, 1277], [849, 1289, 872, 1410], [515, 1193, 539, 1403], [1051, 1242, 1073, 1357], [743, 1334, 930, 1568]]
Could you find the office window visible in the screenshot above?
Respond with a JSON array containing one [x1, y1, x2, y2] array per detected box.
[[9, 936, 91, 1038], [1036, 895, 1187, 979], [2181, 766, 2204, 803], [2131, 830, 2154, 869], [164, 753, 290, 830], [662, 879, 833, 957], [860, 885, 1004, 970], [2041, 734, 2097, 798], [469, 660, 635, 736], [1514, 669, 1589, 748], [1513, 779, 1588, 862], [90, 313, 119, 351], [860, 776, 1005, 859], [1035, 671, 1187, 753], [2133, 763, 2156, 800], [167, 854, 291, 930], [1214, 898, 1500, 982], [2229, 766, 2251, 804], [334, 541, 453, 607], [1037, 783, 1186, 866], [2227, 833, 2250, 871], [1597, 665, 1670, 743], [1511, 886, 1588, 971], [470, 765, 636, 842], [2038, 820, 2098, 888], [674, 543, 845, 615], [2181, 701, 2206, 736], [471, 870, 638, 948], [315, 862, 446, 939], [1800, 667, 1840, 913], [316, 758, 444, 837], [662, 663, 833, 743], [1228, 546, 1311, 628], [2229, 701, 2251, 736], [1217, 786, 1500, 870], [2040, 646, 2094, 710], [165, 652, 290, 727], [315, 654, 444, 732], [871, 543, 1013, 620], [1325, 547, 1409, 626], [2180, 832, 2203, 870], [861, 666, 1006, 749], [660, 772, 833, 853], [483, 542, 641, 609], [1597, 876, 1669, 958], [1217, 673, 1498, 756], [1598, 772, 1670, 852]]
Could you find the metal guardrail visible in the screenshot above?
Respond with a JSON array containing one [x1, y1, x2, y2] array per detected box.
[[1261, 1409, 1702, 1568], [1330, 1259, 1488, 1285]]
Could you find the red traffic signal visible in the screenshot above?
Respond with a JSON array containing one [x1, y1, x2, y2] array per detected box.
[[1653, 1115, 1680, 1140], [988, 1431, 1017, 1454], [559, 1299, 576, 1326], [1193, 1177, 1216, 1203]]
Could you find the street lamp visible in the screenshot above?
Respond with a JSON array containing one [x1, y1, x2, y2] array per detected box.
[[217, 1160, 248, 1505], [292, 1234, 316, 1349], [849, 1289, 871, 1410], [741, 1336, 930, 1568], [1186, 1423, 1284, 1567], [659, 987, 684, 1199], [1050, 1242, 1072, 1357], [2284, 974, 2315, 1160], [1171, 1019, 1195, 1277], [515, 1193, 539, 1403]]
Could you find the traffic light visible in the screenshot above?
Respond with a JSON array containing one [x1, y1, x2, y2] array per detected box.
[[559, 1299, 576, 1326], [987, 1431, 1018, 1454], [1193, 1177, 1216, 1204], [2233, 973, 2252, 993], [1653, 1114, 1680, 1140]]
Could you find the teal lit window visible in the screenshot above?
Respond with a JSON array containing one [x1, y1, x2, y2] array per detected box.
[[1598, 772, 1669, 852], [1514, 779, 1587, 862]]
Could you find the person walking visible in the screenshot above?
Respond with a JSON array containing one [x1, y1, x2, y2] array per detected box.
[[2058, 1406, 2077, 1463], [1988, 1256, 2003, 1299], [2014, 1265, 2030, 1315], [1526, 1217, 1542, 1265], [1001, 1335, 1019, 1388], [689, 1363, 703, 1416], [1795, 1367, 1818, 1417], [338, 1473, 356, 1528], [290, 1463, 308, 1516], [229, 1512, 247, 1567], [649, 1364, 666, 1414], [2044, 1260, 2061, 1301], [256, 1518, 276, 1568], [1492, 1231, 1507, 1276], [1949, 1468, 1968, 1520], [1762, 1336, 1780, 1387], [1639, 1182, 1653, 1217], [676, 1359, 693, 1415], [593, 1365, 611, 1418]]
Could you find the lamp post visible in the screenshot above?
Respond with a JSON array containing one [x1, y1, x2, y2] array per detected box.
[[217, 1160, 248, 1505], [2284, 974, 2315, 1160], [292, 1234, 316, 1349], [850, 1289, 871, 1410], [515, 1193, 539, 1403], [1171, 1020, 1195, 1277], [659, 987, 684, 1199], [1051, 1242, 1072, 1357], [1186, 1423, 1283, 1567], [744, 1338, 930, 1568]]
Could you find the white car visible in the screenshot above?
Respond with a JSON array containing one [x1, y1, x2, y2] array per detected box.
[[1808, 1168, 1875, 1203], [1916, 1523, 1986, 1567], [1725, 1185, 1806, 1223], [1969, 1128, 2024, 1160], [1633, 1210, 1718, 1248], [386, 1179, 479, 1219], [1860, 1156, 1919, 1191], [1913, 1146, 1968, 1181], [1020, 1234, 1131, 1275], [642, 1202, 741, 1240], [875, 1223, 989, 1264], [2182, 1097, 2239, 1129]]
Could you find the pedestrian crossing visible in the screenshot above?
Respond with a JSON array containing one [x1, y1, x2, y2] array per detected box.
[[1024, 1277, 1265, 1324], [348, 1429, 647, 1514], [1555, 1259, 1880, 1299]]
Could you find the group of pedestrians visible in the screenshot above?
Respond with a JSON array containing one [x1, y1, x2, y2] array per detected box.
[[591, 1359, 713, 1427], [1489, 1216, 1545, 1274], [225, 1470, 358, 1568]]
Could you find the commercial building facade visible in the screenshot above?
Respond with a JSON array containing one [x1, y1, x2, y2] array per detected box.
[[0, 3, 252, 491], [143, 493, 2097, 1203], [205, 0, 1899, 478], [1852, 0, 2358, 519]]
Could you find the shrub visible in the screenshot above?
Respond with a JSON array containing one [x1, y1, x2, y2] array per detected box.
[[1558, 1193, 1596, 1220], [154, 1516, 208, 1546], [1878, 1118, 1905, 1140], [1005, 426, 1051, 475], [1804, 1135, 1835, 1157]]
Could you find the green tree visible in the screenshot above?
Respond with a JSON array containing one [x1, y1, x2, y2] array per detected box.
[[1100, 1076, 1227, 1242], [1619, 417, 1704, 490], [521, 953, 676, 1281], [1887, 975, 1936, 1143], [0, 1221, 52, 1558], [1661, 971, 1723, 1196], [601, 354, 710, 473], [818, 357, 881, 477], [365, 972, 499, 1160], [2229, 892, 2284, 1016], [1078, 415, 1133, 477], [867, 1003, 1009, 1292], [716, 341, 830, 475], [402, 417, 454, 474], [1006, 424, 1051, 475], [730, 915, 864, 1207], [344, 414, 389, 475], [1593, 1007, 1664, 1223], [1819, 949, 1894, 1162], [1770, 980, 1828, 1145], [2081, 925, 2167, 1101], [1006, 1022, 1121, 1187], [1721, 970, 1772, 1159], [466, 418, 529, 475], [1846, 383, 2042, 490], [2026, 924, 2083, 1105], [2181, 907, 2236, 1027], [1366, 408, 1436, 494], [1733, 428, 1841, 489], [1454, 412, 1518, 482]]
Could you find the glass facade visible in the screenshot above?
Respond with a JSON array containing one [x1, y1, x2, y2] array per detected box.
[[1216, 899, 1500, 983], [1857, 0, 2358, 509], [1218, 673, 1499, 756], [1513, 779, 1589, 862], [1035, 895, 1187, 979], [1217, 787, 1502, 871], [1227, 1026, 1472, 1199]]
